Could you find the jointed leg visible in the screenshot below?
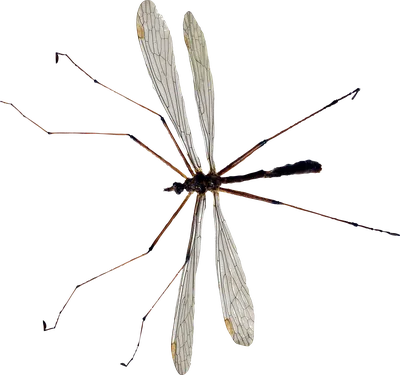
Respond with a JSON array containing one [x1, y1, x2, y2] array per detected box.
[[129, 134, 188, 179], [0, 50, 195, 178], [119, 263, 185, 368], [218, 86, 361, 176], [41, 194, 194, 334], [219, 186, 400, 239], [160, 116, 196, 176], [53, 50, 160, 118], [0, 98, 128, 138], [152, 193, 195, 246], [53, 51, 195, 176], [0, 98, 187, 179], [119, 196, 198, 368]]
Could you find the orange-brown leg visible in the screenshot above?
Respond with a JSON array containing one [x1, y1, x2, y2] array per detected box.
[[119, 196, 199, 368], [218, 86, 362, 176], [53, 51, 195, 176], [0, 98, 188, 179], [41, 193, 195, 334], [0, 51, 196, 178], [219, 186, 400, 239]]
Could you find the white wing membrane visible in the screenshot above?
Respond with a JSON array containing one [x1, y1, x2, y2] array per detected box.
[[138, 1, 253, 372], [183, 12, 216, 172], [171, 194, 206, 375], [213, 192, 254, 345], [137, 0, 202, 172]]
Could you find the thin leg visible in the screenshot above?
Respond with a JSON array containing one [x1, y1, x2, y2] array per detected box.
[[0, 98, 187, 179], [219, 186, 400, 239], [0, 51, 196, 178], [129, 134, 188, 180], [119, 196, 198, 368], [160, 116, 196, 176], [119, 263, 185, 368], [0, 98, 128, 138], [53, 51, 196, 176], [152, 193, 196, 246], [41, 193, 194, 334], [53, 50, 160, 118], [218, 86, 362, 176]]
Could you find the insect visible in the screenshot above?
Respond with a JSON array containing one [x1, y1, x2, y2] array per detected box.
[[3, 1, 394, 373]]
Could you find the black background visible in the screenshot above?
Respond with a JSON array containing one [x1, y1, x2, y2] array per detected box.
[[0, 0, 400, 374]]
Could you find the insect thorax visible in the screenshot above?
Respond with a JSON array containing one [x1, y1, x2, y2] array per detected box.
[[166, 172, 222, 195]]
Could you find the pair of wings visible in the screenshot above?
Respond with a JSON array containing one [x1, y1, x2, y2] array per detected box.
[[136, 0, 213, 174], [137, 2, 254, 374], [170, 193, 254, 374]]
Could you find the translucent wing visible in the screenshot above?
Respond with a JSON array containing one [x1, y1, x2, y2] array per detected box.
[[171, 194, 206, 375], [183, 12, 215, 172], [213, 192, 254, 345], [136, 0, 202, 172]]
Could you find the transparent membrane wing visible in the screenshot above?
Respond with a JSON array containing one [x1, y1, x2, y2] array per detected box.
[[181, 12, 217, 172], [211, 193, 257, 349], [170, 197, 207, 375], [135, 0, 202, 170]]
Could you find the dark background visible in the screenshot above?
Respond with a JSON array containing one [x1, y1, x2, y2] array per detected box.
[[0, 0, 400, 374]]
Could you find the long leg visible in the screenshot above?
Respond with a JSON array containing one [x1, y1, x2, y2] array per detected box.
[[0, 98, 128, 138], [218, 88, 360, 176], [119, 196, 199, 368], [219, 186, 400, 239], [41, 193, 194, 334], [129, 134, 188, 179], [53, 50, 160, 118], [53, 51, 195, 175], [159, 116, 196, 176], [119, 264, 185, 368], [0, 98, 187, 179]]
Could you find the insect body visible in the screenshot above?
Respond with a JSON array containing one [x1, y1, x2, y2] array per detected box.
[[135, 4, 256, 371], [1, 1, 398, 375], [165, 160, 322, 195]]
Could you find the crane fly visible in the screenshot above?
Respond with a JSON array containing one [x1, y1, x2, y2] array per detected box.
[[1, 1, 399, 374]]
